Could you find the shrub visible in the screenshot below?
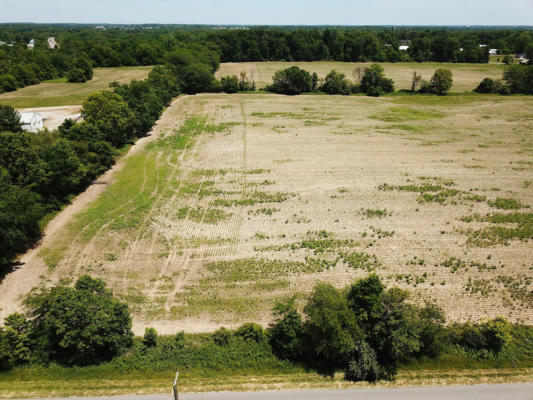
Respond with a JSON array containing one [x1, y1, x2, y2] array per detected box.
[[504, 64, 533, 94], [24, 275, 133, 366], [266, 66, 313, 95], [143, 327, 158, 347], [366, 86, 384, 97], [475, 78, 496, 93], [345, 341, 382, 382], [360, 64, 394, 95], [320, 70, 351, 95], [268, 298, 303, 360], [67, 68, 87, 83], [235, 323, 265, 343], [429, 69, 453, 95], [213, 327, 232, 346], [0, 105, 22, 133], [221, 75, 239, 93]]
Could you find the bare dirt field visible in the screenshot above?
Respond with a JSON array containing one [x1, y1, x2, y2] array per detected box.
[[0, 66, 153, 108], [1, 92, 532, 334], [216, 62, 504, 92]]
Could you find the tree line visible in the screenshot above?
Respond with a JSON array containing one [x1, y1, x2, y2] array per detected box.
[[1, 25, 533, 94], [0, 274, 517, 382]]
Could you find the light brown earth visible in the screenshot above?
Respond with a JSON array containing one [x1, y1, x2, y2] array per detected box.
[[1, 93, 532, 334], [216, 61, 504, 92]]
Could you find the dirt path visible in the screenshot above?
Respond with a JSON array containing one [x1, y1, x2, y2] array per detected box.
[[0, 96, 189, 323]]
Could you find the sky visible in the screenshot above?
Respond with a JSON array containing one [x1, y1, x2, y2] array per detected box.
[[1, 0, 533, 25]]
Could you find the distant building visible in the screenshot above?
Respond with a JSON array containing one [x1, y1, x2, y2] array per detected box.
[[0, 40, 6, 46], [95, 25, 106, 30], [479, 44, 487, 48], [27, 39, 35, 49], [19, 113, 44, 133], [489, 49, 498, 55], [398, 45, 409, 51], [47, 37, 59, 49]]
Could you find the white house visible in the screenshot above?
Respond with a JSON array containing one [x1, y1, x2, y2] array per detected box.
[[27, 39, 35, 49], [398, 45, 409, 51], [19, 113, 44, 133], [489, 49, 498, 55], [47, 37, 59, 49]]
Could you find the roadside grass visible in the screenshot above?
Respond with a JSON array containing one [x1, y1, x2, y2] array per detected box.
[[0, 66, 153, 108]]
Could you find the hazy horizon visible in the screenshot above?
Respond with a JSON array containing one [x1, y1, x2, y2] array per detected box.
[[1, 0, 532, 26]]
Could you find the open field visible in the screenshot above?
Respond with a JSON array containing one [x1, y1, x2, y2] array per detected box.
[[216, 62, 505, 92], [1, 92, 532, 334], [0, 66, 153, 108]]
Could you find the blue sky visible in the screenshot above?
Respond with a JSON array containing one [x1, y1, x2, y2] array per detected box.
[[1, 0, 533, 25]]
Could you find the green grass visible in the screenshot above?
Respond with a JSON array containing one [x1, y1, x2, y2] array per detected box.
[[460, 212, 533, 246], [0, 66, 153, 108], [371, 107, 445, 122]]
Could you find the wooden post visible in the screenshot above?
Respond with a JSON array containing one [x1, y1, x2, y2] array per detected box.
[[172, 370, 179, 400]]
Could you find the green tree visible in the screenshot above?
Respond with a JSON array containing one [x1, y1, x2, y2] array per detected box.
[[268, 297, 303, 360], [475, 77, 496, 93], [67, 68, 87, 83], [267, 66, 313, 95], [235, 323, 265, 343], [82, 91, 136, 147], [2, 313, 32, 365], [302, 283, 360, 375], [360, 64, 394, 95], [24, 275, 133, 366], [221, 75, 239, 93], [143, 327, 158, 347], [320, 70, 351, 95], [0, 105, 22, 132], [429, 69, 453, 95]]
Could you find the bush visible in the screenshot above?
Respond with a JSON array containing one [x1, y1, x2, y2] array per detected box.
[[429, 68, 453, 95], [475, 78, 496, 93], [360, 64, 394, 95], [268, 298, 303, 360], [0, 105, 22, 133], [221, 75, 239, 93], [320, 70, 351, 95], [504, 64, 533, 94], [345, 341, 382, 382], [0, 74, 18, 92], [235, 323, 265, 343], [24, 275, 133, 366], [213, 327, 232, 346], [449, 317, 511, 354], [67, 68, 87, 83], [143, 327, 158, 347], [366, 86, 384, 97], [266, 66, 313, 95]]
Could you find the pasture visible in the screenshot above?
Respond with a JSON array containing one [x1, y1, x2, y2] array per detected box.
[[217, 61, 505, 92], [0, 66, 153, 108], [2, 91, 532, 335]]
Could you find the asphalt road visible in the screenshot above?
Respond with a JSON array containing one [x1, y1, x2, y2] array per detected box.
[[31, 384, 533, 400]]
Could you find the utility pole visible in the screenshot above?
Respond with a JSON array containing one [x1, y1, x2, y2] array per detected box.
[[172, 370, 179, 400]]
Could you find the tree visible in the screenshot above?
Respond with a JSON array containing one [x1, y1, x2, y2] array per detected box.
[[0, 105, 22, 133], [266, 66, 313, 95], [360, 64, 394, 96], [429, 69, 453, 95], [24, 275, 133, 366], [235, 323, 265, 343], [82, 91, 136, 147], [504, 65, 533, 94], [67, 68, 87, 83], [345, 340, 382, 382], [73, 53, 93, 82], [411, 72, 422, 93], [302, 283, 360, 375], [320, 70, 351, 95], [268, 297, 303, 360], [213, 327, 232, 346], [1, 313, 32, 365], [221, 75, 239, 93], [475, 78, 496, 93], [143, 327, 158, 347], [502, 55, 513, 65]]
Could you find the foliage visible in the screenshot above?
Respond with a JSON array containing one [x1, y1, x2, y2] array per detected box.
[[268, 297, 303, 361], [221, 75, 239, 93], [24, 275, 133, 366], [319, 70, 351, 95], [503, 64, 533, 94], [143, 328, 158, 348], [360, 64, 394, 96], [266, 66, 313, 95], [428, 69, 454, 95], [474, 77, 496, 93], [0, 105, 22, 132], [235, 323, 265, 343], [213, 327, 232, 346]]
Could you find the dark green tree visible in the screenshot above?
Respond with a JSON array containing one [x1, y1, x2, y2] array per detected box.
[[0, 105, 22, 133], [266, 66, 313, 95], [429, 69, 453, 95], [360, 64, 394, 96], [221, 75, 239, 93], [143, 327, 158, 347], [320, 70, 351, 95]]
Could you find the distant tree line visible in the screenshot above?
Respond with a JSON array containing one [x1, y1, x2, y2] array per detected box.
[[1, 25, 533, 94], [475, 64, 533, 94], [0, 274, 515, 382]]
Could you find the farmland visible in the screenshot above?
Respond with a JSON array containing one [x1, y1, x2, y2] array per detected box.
[[3, 87, 532, 335], [217, 61, 505, 92], [0, 66, 153, 108]]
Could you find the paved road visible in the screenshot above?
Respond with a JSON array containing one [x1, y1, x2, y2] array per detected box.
[[33, 384, 533, 400]]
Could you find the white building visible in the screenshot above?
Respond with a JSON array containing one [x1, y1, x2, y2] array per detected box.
[[489, 49, 498, 55], [27, 39, 35, 49], [19, 113, 44, 133], [398, 45, 409, 51], [47, 37, 59, 49], [0, 40, 6, 46]]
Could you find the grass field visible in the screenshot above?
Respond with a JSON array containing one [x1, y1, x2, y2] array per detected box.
[[216, 62, 505, 92], [0, 66, 153, 108], [4, 90, 532, 335]]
